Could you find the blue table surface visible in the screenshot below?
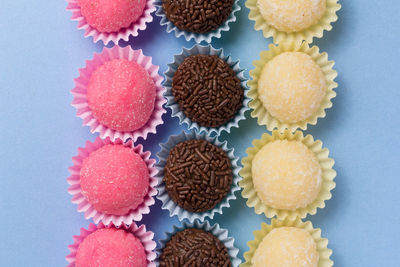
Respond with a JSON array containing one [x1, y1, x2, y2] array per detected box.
[[1, 0, 400, 266]]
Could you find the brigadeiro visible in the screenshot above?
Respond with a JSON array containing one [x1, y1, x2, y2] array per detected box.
[[163, 0, 233, 33], [156, 220, 241, 267], [160, 229, 231, 267], [164, 45, 249, 135], [164, 139, 232, 213], [76, 228, 146, 267], [156, 131, 240, 222], [71, 45, 166, 142], [67, 137, 157, 226], [173, 55, 242, 128], [155, 0, 240, 43], [67, 0, 156, 44], [66, 223, 157, 267], [87, 58, 156, 133]]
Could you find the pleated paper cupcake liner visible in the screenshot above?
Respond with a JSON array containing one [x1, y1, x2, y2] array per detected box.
[[246, 0, 341, 45], [164, 44, 250, 136], [155, 130, 241, 223], [154, 0, 240, 43], [239, 130, 336, 220], [249, 42, 337, 132], [66, 0, 156, 45], [155, 220, 241, 267], [66, 222, 157, 267], [71, 45, 166, 143], [67, 137, 158, 226], [242, 218, 333, 267]]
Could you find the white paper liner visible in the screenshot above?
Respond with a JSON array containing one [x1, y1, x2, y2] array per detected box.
[[155, 130, 241, 223], [155, 220, 241, 267], [66, 222, 157, 267], [164, 44, 250, 136], [154, 0, 240, 43], [66, 0, 156, 45], [67, 137, 158, 226], [71, 45, 166, 143]]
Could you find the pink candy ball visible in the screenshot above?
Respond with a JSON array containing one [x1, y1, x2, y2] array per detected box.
[[87, 58, 156, 132], [80, 144, 149, 216], [78, 0, 147, 33], [76, 228, 147, 267]]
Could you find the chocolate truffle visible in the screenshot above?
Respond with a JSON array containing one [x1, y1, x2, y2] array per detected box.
[[172, 55, 243, 128], [257, 0, 326, 33], [164, 139, 232, 212], [80, 144, 149, 216], [252, 227, 319, 267], [87, 58, 156, 132], [78, 0, 147, 33], [258, 52, 326, 123], [252, 140, 322, 211], [76, 228, 146, 267], [162, 0, 234, 33], [160, 228, 231, 267]]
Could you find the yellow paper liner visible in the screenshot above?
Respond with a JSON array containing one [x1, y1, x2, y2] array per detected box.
[[246, 0, 341, 45], [239, 130, 336, 220], [241, 218, 333, 267], [249, 42, 338, 132]]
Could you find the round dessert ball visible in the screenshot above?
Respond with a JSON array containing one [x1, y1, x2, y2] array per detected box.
[[162, 0, 234, 33], [258, 52, 326, 124], [164, 139, 232, 212], [252, 227, 319, 267], [257, 0, 326, 33], [76, 228, 147, 267], [172, 55, 243, 128], [87, 59, 156, 132], [80, 144, 149, 215], [78, 0, 147, 33], [160, 228, 231, 267], [252, 140, 322, 210]]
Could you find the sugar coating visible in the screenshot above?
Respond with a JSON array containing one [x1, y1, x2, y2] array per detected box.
[[252, 140, 322, 210], [257, 0, 326, 33], [80, 144, 149, 215], [78, 0, 146, 33], [87, 59, 156, 132], [258, 52, 326, 123], [76, 228, 147, 267], [252, 227, 319, 267]]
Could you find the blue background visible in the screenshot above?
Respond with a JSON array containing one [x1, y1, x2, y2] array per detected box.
[[1, 0, 399, 266]]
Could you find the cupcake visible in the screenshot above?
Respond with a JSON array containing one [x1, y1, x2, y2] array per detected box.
[[155, 0, 240, 43], [67, 137, 157, 226], [242, 218, 333, 267], [71, 45, 166, 142], [239, 130, 336, 220], [66, 222, 156, 267], [249, 42, 337, 132], [156, 220, 241, 267], [164, 45, 249, 135], [246, 0, 341, 44], [67, 0, 156, 45], [156, 131, 240, 222]]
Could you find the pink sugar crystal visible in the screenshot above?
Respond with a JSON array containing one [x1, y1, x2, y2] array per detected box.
[[87, 58, 156, 132], [78, 0, 147, 33], [76, 228, 147, 267], [80, 144, 149, 216]]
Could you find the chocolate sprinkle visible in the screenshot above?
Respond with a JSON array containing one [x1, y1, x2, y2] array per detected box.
[[162, 0, 234, 33], [172, 55, 243, 128], [164, 139, 232, 213], [160, 228, 232, 267]]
